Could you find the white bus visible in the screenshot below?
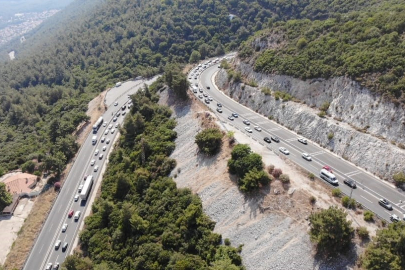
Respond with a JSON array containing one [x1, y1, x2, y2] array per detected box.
[[80, 175, 94, 200]]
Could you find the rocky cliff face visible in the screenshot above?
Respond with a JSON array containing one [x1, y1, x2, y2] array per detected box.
[[216, 58, 405, 180]]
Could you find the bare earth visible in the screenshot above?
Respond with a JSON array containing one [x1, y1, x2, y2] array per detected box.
[[160, 89, 379, 270]]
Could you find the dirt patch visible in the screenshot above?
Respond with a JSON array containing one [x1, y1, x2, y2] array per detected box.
[[161, 88, 379, 270], [2, 92, 106, 270]]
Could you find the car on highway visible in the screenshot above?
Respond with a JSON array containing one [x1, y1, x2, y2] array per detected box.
[[45, 263, 53, 270], [193, 88, 197, 93], [207, 86, 210, 89], [99, 153, 104, 160], [216, 108, 222, 113], [232, 113, 238, 118], [90, 159, 95, 166], [217, 103, 222, 107], [104, 130, 109, 135], [378, 198, 393, 210], [198, 94, 203, 99], [199, 88, 203, 93], [298, 137, 307, 144], [61, 223, 68, 232], [243, 120, 250, 125], [103, 145, 107, 151], [208, 96, 213, 101], [271, 136, 280, 143], [115, 123, 119, 128], [113, 117, 117, 122], [228, 116, 234, 121], [108, 124, 112, 129], [128, 100, 132, 104], [74, 211, 81, 221], [101, 137, 105, 143], [114, 102, 118, 106], [343, 178, 357, 188], [106, 138, 111, 144], [62, 242, 68, 252], [122, 111, 126, 116], [116, 112, 121, 117], [264, 137, 271, 143], [102, 122, 107, 127], [194, 77, 197, 80], [245, 127, 253, 133], [390, 214, 400, 222], [254, 126, 262, 132], [94, 165, 99, 172], [111, 129, 116, 134], [302, 153, 312, 161], [204, 99, 210, 104], [203, 93, 208, 97], [55, 240, 61, 250], [279, 147, 290, 155], [78, 185, 83, 192], [68, 210, 74, 218], [95, 149, 99, 155], [53, 262, 60, 269], [323, 165, 333, 172], [74, 194, 79, 202]]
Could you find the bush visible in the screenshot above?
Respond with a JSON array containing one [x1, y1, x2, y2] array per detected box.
[[238, 168, 271, 192], [318, 111, 326, 118], [261, 87, 272, 95], [310, 196, 316, 205], [363, 210, 374, 222], [224, 238, 231, 246], [274, 91, 292, 102], [279, 174, 290, 183], [393, 171, 405, 188], [342, 196, 356, 209], [267, 164, 275, 174], [327, 132, 334, 140], [332, 188, 342, 197], [356, 226, 369, 240], [320, 101, 330, 112], [272, 168, 282, 179], [195, 128, 223, 155], [308, 173, 315, 180]]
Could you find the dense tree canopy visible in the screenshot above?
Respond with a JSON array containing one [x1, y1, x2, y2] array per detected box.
[[0, 182, 13, 210], [195, 128, 223, 155]]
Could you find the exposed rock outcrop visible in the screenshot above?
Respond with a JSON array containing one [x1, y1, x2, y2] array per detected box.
[[216, 58, 405, 180]]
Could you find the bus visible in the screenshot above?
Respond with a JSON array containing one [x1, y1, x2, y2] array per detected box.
[[93, 117, 103, 133], [80, 175, 94, 200]]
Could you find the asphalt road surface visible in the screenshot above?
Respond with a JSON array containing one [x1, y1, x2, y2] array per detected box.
[[24, 77, 158, 270], [190, 57, 405, 223]]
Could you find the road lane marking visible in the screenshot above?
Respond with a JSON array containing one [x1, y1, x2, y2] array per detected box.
[[39, 244, 44, 254], [360, 196, 373, 203], [310, 151, 324, 156], [346, 171, 362, 177], [285, 138, 297, 142]]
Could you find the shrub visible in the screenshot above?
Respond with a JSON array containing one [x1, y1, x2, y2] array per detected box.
[[308, 173, 315, 180], [279, 174, 290, 183], [238, 168, 271, 192], [224, 238, 231, 246], [342, 196, 356, 209], [363, 210, 374, 222], [318, 111, 326, 118], [320, 101, 330, 112], [261, 87, 272, 95], [393, 171, 405, 188], [272, 168, 282, 179], [195, 128, 223, 155], [247, 79, 258, 87], [267, 164, 275, 174], [356, 226, 369, 240], [310, 196, 316, 205], [327, 132, 334, 140], [332, 188, 342, 197], [274, 91, 292, 102]]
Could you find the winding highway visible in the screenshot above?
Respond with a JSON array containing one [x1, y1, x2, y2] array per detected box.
[[23, 77, 158, 270], [191, 56, 405, 223]]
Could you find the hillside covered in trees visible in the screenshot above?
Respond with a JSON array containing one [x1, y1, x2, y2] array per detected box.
[[241, 1, 405, 104]]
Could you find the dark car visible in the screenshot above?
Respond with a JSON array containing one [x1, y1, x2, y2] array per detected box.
[[121, 105, 126, 111], [271, 136, 280, 143], [343, 178, 356, 188], [206, 86, 210, 89], [217, 103, 222, 107], [216, 108, 222, 113], [263, 137, 271, 143], [232, 113, 238, 118], [243, 120, 250, 125], [228, 116, 234, 121], [62, 242, 68, 252], [204, 99, 210, 104], [378, 198, 393, 210]]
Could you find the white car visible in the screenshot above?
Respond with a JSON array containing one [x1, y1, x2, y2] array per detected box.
[[102, 145, 107, 151], [113, 117, 117, 122], [298, 137, 308, 144], [279, 147, 290, 155], [74, 194, 79, 201], [62, 223, 68, 232], [302, 153, 312, 161], [245, 127, 253, 133], [94, 165, 99, 172], [114, 102, 118, 106], [390, 214, 400, 222], [115, 123, 119, 128], [106, 138, 111, 144], [208, 96, 213, 101], [99, 153, 104, 160], [104, 130, 109, 135], [111, 129, 116, 134], [108, 124, 113, 129], [254, 126, 262, 132], [102, 122, 107, 127], [78, 185, 83, 192], [101, 137, 105, 143], [95, 149, 99, 155], [90, 159, 95, 166], [46, 263, 53, 270]]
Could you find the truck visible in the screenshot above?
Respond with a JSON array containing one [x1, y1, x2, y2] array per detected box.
[[80, 175, 94, 200], [92, 135, 97, 145], [93, 116, 103, 133]]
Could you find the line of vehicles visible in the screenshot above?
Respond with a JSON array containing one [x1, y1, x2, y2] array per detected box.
[[189, 58, 405, 224]]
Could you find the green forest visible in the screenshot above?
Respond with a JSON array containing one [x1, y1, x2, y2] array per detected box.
[[62, 80, 243, 270], [247, 1, 405, 103]]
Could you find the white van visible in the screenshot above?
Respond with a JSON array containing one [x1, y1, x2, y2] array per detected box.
[[115, 82, 122, 87], [74, 211, 81, 221], [92, 135, 97, 145], [320, 169, 338, 185]]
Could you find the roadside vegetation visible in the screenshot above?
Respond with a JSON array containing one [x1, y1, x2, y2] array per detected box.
[[63, 80, 243, 269], [228, 144, 270, 192], [195, 128, 224, 156], [0, 183, 12, 210]]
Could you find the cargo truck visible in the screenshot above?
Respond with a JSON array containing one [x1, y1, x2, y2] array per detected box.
[[80, 175, 94, 200]]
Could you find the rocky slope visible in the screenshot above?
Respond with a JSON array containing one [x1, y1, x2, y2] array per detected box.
[[216, 57, 405, 180]]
